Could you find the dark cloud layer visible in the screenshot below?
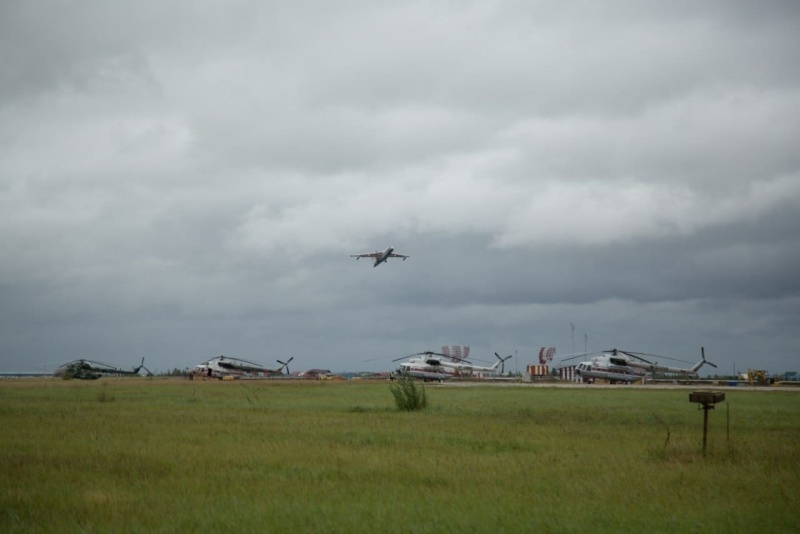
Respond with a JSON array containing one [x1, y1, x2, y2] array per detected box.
[[2, 2, 799, 375]]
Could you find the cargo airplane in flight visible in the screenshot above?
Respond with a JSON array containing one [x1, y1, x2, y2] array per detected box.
[[350, 245, 408, 267]]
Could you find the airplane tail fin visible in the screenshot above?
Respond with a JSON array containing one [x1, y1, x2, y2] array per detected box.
[[690, 347, 717, 375]]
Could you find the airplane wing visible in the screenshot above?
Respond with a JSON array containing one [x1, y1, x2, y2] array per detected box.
[[350, 251, 382, 258], [388, 253, 409, 259]]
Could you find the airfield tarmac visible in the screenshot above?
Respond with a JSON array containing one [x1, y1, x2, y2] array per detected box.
[[3, 375, 797, 393], [437, 379, 800, 392]]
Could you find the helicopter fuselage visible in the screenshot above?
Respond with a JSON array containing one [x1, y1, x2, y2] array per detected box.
[[575, 358, 647, 384]]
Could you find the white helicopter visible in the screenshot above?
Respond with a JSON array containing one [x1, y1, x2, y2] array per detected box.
[[194, 355, 294, 379], [566, 347, 716, 384], [394, 351, 512, 381]]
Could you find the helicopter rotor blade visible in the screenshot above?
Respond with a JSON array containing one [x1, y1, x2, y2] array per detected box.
[[617, 350, 652, 364], [625, 350, 694, 365], [393, 351, 449, 363], [561, 351, 603, 362]]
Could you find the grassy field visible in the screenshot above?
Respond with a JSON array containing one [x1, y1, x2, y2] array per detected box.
[[1, 378, 798, 533]]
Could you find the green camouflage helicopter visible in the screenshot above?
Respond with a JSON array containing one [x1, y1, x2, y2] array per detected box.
[[54, 358, 150, 380]]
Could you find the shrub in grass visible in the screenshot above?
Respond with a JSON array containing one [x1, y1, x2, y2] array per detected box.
[[96, 384, 115, 403], [389, 375, 428, 411]]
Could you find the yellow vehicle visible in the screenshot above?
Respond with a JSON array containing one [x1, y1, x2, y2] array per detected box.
[[747, 369, 769, 385]]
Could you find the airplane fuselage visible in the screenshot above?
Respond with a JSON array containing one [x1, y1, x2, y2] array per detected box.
[[374, 247, 394, 267], [351, 245, 408, 267]]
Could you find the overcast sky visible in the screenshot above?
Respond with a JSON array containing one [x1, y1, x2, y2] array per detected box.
[[2, 1, 799, 376]]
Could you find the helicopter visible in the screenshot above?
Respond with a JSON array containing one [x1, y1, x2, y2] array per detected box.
[[394, 351, 512, 381], [54, 358, 150, 380], [194, 355, 294, 379], [565, 347, 716, 384]]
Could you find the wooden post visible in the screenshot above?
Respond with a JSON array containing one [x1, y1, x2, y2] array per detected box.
[[689, 391, 725, 456]]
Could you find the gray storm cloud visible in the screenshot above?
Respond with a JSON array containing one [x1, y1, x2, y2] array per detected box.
[[1, 1, 798, 374]]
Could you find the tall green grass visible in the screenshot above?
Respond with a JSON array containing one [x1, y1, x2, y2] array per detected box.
[[1, 379, 798, 532]]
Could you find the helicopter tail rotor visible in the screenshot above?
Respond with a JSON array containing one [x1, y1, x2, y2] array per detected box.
[[701, 347, 717, 368], [277, 357, 294, 375], [494, 353, 513, 374]]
